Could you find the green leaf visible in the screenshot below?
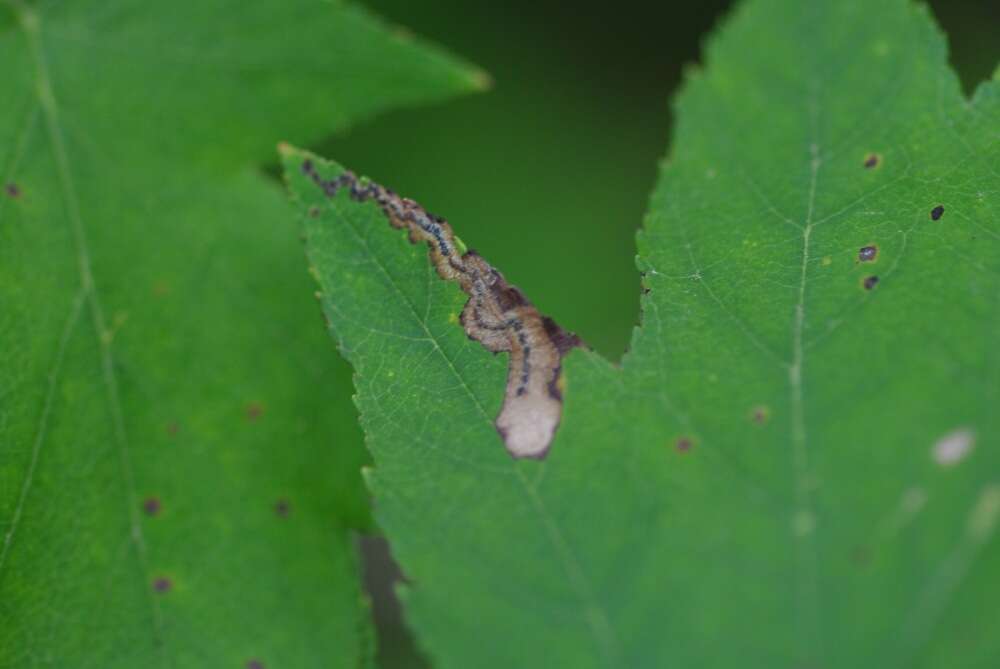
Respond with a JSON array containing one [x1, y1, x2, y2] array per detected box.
[[0, 1, 482, 666], [284, 0, 1000, 666]]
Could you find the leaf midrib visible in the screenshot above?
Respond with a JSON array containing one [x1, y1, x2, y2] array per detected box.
[[6, 4, 168, 663]]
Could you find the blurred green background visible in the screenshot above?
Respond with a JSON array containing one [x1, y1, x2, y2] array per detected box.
[[315, 1, 998, 665]]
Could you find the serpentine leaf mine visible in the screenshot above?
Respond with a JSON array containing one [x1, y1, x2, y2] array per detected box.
[[300, 158, 580, 459]]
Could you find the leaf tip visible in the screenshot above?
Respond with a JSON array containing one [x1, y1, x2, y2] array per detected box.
[[468, 68, 494, 92]]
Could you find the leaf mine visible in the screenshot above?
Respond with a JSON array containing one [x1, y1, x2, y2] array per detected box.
[[300, 159, 580, 459]]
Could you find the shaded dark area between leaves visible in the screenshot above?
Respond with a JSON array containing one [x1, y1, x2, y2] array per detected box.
[[313, 0, 997, 360]]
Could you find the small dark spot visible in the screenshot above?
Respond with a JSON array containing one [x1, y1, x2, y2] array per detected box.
[[750, 406, 770, 425], [152, 577, 172, 593], [675, 436, 695, 453], [143, 497, 161, 516], [274, 498, 290, 518], [246, 661, 265, 669], [862, 153, 880, 169], [863, 275, 879, 291], [858, 245, 878, 262], [852, 545, 871, 566], [245, 402, 264, 422], [166, 422, 178, 437], [930, 205, 944, 221], [308, 206, 320, 218], [4, 182, 21, 198]]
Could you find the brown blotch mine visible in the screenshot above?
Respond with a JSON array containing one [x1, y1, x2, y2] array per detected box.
[[863, 275, 879, 291], [152, 577, 172, 593], [930, 205, 944, 221], [858, 245, 878, 262], [862, 153, 880, 169], [143, 497, 161, 516], [299, 157, 581, 459], [4, 182, 21, 198], [274, 498, 290, 518], [675, 436, 695, 453], [245, 402, 264, 422]]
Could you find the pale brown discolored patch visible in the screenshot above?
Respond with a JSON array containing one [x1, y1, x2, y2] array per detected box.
[[932, 428, 975, 466], [301, 159, 580, 458]]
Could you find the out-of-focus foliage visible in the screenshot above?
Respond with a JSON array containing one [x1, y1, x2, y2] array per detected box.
[[0, 1, 480, 666]]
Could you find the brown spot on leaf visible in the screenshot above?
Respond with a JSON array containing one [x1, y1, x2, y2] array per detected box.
[[246, 661, 265, 669], [152, 577, 172, 593], [863, 275, 879, 291], [274, 499, 290, 518], [152, 280, 171, 297], [852, 545, 871, 566], [166, 422, 179, 437], [143, 497, 161, 516], [4, 182, 21, 198], [308, 206, 320, 218], [750, 406, 770, 425], [930, 205, 944, 221], [863, 153, 880, 169], [246, 403, 264, 422], [675, 436, 695, 453], [858, 245, 878, 262]]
